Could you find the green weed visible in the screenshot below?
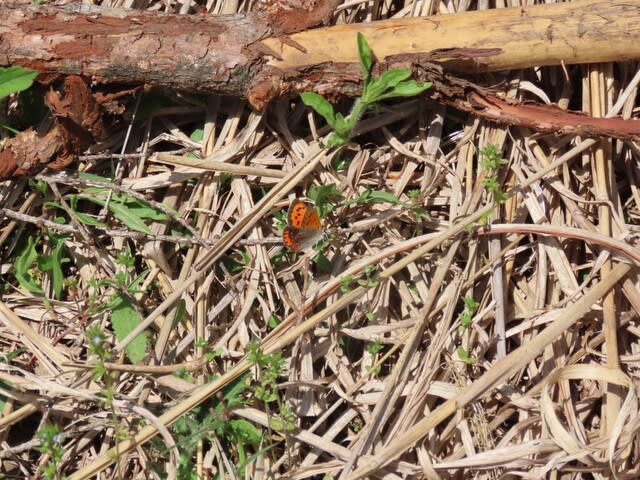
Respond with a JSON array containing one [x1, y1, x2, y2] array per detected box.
[[301, 33, 431, 149], [37, 424, 66, 480]]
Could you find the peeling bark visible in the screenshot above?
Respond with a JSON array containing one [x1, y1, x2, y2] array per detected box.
[[0, 0, 338, 100], [0, 76, 114, 178]]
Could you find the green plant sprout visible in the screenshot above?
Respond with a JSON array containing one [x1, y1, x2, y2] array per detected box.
[[458, 295, 480, 331], [480, 144, 509, 205], [14, 231, 70, 300], [301, 33, 432, 149], [366, 338, 384, 375], [165, 375, 263, 479], [247, 342, 297, 432], [456, 347, 476, 365], [37, 424, 66, 480], [358, 264, 379, 288]]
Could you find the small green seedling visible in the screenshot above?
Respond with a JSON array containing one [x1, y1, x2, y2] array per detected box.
[[480, 144, 509, 205], [301, 33, 432, 149], [37, 424, 66, 480]]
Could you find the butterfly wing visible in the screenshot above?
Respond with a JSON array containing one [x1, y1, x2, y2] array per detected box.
[[302, 206, 322, 229], [282, 225, 301, 252], [283, 200, 323, 252], [296, 203, 323, 250], [288, 200, 308, 228]]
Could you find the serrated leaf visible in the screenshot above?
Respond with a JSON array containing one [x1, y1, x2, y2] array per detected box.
[[110, 294, 147, 363], [357, 33, 373, 79], [300, 92, 336, 127], [0, 67, 37, 100]]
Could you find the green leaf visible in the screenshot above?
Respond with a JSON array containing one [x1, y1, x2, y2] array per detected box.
[[37, 233, 68, 300], [14, 236, 44, 295], [378, 69, 412, 88], [313, 252, 332, 274], [47, 198, 108, 228], [332, 112, 350, 137], [349, 189, 401, 205], [361, 78, 386, 104], [369, 191, 400, 204], [229, 419, 262, 445], [268, 316, 280, 328], [106, 201, 153, 234], [121, 198, 167, 221], [0, 67, 37, 100], [376, 80, 432, 101], [325, 133, 349, 149], [78, 195, 153, 234], [300, 92, 336, 127], [190, 127, 204, 142], [357, 33, 374, 81], [78, 172, 115, 183], [362, 70, 415, 104], [110, 294, 147, 363], [308, 183, 342, 213], [0, 379, 12, 413], [456, 347, 476, 365], [340, 275, 353, 293], [220, 373, 251, 409]]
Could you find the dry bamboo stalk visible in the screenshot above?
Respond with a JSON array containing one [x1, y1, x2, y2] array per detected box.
[[587, 62, 623, 436], [344, 262, 631, 480], [67, 134, 605, 479]]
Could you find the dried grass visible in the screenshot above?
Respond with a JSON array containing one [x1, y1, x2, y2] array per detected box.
[[1, 0, 640, 479]]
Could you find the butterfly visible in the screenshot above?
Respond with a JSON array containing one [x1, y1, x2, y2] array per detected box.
[[282, 199, 324, 252]]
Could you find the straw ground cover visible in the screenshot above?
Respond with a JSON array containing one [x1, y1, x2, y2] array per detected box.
[[1, 1, 640, 479]]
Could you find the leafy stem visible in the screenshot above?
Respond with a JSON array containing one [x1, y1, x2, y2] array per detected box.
[[301, 33, 432, 149]]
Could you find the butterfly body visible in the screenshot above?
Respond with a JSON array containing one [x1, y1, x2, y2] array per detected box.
[[282, 200, 323, 252]]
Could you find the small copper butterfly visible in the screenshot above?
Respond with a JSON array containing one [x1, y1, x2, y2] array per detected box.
[[282, 199, 323, 252]]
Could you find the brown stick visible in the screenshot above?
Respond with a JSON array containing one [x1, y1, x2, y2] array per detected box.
[[2, 0, 639, 104], [0, 0, 338, 103]]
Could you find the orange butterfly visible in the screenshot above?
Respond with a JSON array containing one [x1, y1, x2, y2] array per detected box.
[[282, 200, 324, 252]]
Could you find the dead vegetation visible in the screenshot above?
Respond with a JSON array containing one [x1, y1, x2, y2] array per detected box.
[[1, 1, 640, 479]]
